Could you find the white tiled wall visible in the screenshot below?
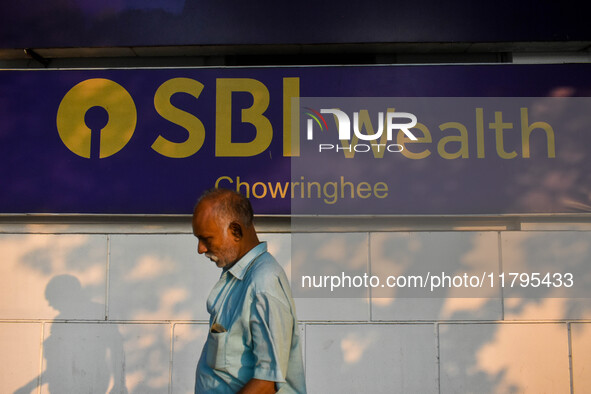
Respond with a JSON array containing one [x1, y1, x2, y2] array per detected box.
[[1, 228, 589, 393]]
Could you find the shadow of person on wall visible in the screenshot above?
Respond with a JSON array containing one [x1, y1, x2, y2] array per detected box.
[[14, 274, 128, 394]]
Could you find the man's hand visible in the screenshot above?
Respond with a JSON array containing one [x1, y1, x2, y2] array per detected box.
[[237, 378, 276, 394]]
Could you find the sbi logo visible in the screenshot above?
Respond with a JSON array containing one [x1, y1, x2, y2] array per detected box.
[[57, 79, 137, 159], [56, 77, 301, 159]]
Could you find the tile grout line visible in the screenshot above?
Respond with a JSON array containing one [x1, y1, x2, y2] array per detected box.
[[498, 232, 505, 321], [436, 322, 441, 394], [567, 322, 574, 394], [169, 323, 175, 394], [368, 232, 373, 322], [105, 235, 111, 321], [37, 322, 45, 394], [303, 323, 307, 384]]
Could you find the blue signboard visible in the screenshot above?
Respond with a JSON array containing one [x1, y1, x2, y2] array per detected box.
[[1, 64, 591, 214]]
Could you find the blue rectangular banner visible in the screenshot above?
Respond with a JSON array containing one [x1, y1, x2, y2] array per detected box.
[[1, 64, 591, 214]]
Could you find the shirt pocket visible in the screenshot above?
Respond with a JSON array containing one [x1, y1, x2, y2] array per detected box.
[[205, 331, 228, 372]]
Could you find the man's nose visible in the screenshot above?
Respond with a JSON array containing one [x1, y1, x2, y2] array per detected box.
[[198, 240, 207, 254]]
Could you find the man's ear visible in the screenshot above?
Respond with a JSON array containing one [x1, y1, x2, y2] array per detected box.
[[229, 222, 243, 240]]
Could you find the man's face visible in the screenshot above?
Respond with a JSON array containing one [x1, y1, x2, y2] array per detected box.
[[192, 200, 240, 269]]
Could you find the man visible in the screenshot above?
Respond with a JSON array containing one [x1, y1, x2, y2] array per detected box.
[[193, 188, 306, 394]]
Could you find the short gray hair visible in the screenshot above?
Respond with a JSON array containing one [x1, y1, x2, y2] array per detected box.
[[196, 188, 254, 227]]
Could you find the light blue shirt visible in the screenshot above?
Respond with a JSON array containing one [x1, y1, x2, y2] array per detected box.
[[195, 242, 306, 393]]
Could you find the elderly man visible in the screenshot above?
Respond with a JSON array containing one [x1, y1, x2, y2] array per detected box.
[[193, 188, 306, 393]]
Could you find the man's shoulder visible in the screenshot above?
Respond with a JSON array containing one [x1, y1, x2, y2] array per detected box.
[[250, 251, 285, 278], [246, 252, 290, 292]]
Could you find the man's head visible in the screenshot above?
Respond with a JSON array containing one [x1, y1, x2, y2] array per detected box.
[[192, 188, 259, 269]]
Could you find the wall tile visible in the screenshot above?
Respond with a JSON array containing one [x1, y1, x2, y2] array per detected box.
[[171, 323, 208, 394], [290, 233, 371, 320], [0, 234, 107, 320], [39, 322, 143, 394], [571, 322, 591, 393], [118, 324, 172, 394], [371, 232, 501, 320], [1, 323, 42, 394], [439, 323, 570, 393], [502, 231, 591, 320], [108, 234, 220, 321], [305, 324, 437, 393], [264, 234, 369, 322]]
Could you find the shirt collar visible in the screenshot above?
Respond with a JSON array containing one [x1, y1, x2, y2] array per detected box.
[[226, 242, 267, 280]]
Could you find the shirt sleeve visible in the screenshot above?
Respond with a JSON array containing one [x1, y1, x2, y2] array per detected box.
[[249, 289, 294, 383]]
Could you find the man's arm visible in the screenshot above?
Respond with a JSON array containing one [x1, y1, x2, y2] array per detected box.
[[237, 378, 276, 394]]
